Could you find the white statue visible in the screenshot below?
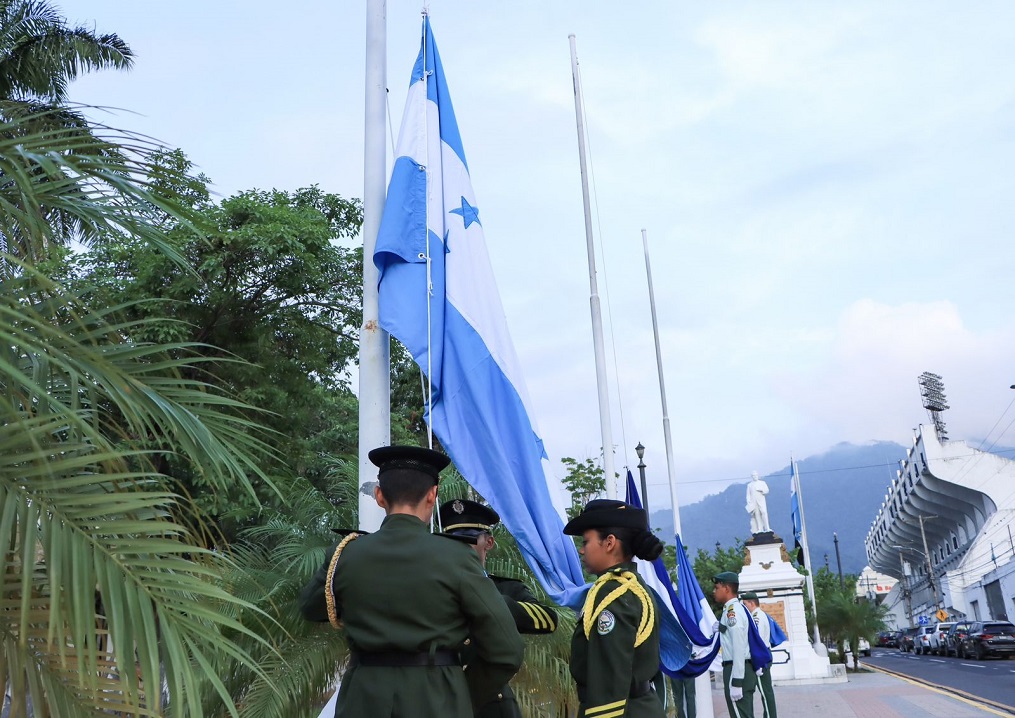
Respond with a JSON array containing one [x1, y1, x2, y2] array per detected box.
[[746, 471, 771, 534]]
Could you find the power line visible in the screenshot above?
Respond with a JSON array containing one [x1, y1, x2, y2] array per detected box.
[[637, 448, 1015, 488]]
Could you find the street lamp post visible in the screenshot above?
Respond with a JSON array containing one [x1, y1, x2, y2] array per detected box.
[[833, 532, 844, 589], [635, 442, 648, 518]]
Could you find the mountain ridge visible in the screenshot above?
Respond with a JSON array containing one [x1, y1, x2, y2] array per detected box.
[[650, 441, 908, 575]]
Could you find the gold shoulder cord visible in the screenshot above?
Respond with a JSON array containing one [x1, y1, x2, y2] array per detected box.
[[582, 570, 655, 647], [325, 533, 359, 629]]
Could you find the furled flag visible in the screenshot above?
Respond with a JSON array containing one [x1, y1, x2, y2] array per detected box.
[[374, 16, 586, 602], [624, 471, 705, 676], [790, 461, 805, 567]]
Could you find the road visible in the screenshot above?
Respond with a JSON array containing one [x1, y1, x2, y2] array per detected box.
[[863, 647, 1015, 711]]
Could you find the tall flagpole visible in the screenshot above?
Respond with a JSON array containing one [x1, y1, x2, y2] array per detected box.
[[569, 35, 616, 499], [642, 229, 712, 718], [794, 458, 823, 647], [640, 230, 681, 534], [358, 0, 390, 532]]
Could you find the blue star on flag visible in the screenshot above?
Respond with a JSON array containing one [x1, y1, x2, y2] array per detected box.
[[450, 196, 481, 228]]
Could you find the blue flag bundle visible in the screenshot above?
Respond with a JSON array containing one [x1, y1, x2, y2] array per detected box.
[[374, 17, 587, 602], [790, 462, 805, 567], [624, 471, 701, 676]]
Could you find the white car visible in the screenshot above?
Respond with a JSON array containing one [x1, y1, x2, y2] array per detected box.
[[858, 637, 871, 657], [929, 622, 956, 656], [914, 625, 937, 655]]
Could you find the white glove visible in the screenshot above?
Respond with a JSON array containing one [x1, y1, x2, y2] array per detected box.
[[711, 620, 720, 635], [730, 686, 743, 701], [756, 667, 765, 676]]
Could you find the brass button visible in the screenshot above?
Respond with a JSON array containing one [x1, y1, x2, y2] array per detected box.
[[463, 638, 471, 646], [497, 693, 503, 700]]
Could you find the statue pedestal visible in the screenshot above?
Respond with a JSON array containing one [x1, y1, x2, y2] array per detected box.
[[739, 538, 846, 685]]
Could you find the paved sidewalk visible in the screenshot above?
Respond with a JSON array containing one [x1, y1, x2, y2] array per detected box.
[[708, 669, 1010, 717]]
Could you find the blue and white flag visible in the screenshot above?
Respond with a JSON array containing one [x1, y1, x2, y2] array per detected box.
[[375, 17, 585, 602], [624, 471, 704, 676], [790, 461, 805, 567]]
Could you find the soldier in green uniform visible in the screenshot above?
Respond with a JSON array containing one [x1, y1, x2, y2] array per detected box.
[[438, 499, 558, 718], [713, 572, 757, 718], [741, 592, 776, 718], [299, 446, 524, 718], [563, 499, 666, 718]]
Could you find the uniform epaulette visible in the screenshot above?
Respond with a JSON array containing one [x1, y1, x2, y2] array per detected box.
[[581, 570, 654, 646], [325, 532, 360, 629]]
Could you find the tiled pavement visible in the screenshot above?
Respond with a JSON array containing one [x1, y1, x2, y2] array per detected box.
[[708, 670, 1010, 718]]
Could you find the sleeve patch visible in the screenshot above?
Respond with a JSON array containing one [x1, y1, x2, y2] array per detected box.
[[596, 610, 616, 635]]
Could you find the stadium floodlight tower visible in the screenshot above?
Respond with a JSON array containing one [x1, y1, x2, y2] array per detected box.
[[918, 371, 949, 441]]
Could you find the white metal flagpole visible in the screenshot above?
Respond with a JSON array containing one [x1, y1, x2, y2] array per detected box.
[[640, 229, 681, 534], [642, 228, 713, 718], [358, 0, 390, 532], [568, 34, 616, 499]]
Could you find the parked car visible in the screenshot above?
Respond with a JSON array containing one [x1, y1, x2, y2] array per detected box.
[[876, 630, 900, 648], [929, 622, 956, 655], [944, 622, 972, 657], [959, 621, 1015, 660], [900, 626, 920, 652], [914, 625, 937, 655], [858, 637, 871, 657]]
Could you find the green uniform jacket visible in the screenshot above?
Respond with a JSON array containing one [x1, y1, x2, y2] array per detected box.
[[475, 576, 558, 718], [299, 514, 524, 718], [569, 562, 664, 718]]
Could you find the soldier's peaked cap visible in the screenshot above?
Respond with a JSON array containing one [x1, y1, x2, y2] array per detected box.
[[713, 571, 740, 586], [563, 499, 647, 535], [439, 499, 500, 533], [368, 445, 450, 482]]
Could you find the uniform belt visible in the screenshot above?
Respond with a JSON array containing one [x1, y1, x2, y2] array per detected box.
[[722, 660, 753, 667], [576, 680, 653, 702], [349, 649, 459, 668]]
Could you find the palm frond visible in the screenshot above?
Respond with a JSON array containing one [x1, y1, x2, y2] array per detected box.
[[0, 262, 281, 717]]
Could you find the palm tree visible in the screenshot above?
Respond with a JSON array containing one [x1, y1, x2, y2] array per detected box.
[[0, 0, 132, 105], [0, 107, 279, 717], [0, 1, 136, 263], [820, 592, 889, 670]]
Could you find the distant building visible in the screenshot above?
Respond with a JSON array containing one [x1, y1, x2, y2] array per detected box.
[[864, 423, 1015, 628], [855, 566, 897, 602]]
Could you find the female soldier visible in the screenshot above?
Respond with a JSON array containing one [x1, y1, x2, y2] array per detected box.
[[564, 499, 665, 718]]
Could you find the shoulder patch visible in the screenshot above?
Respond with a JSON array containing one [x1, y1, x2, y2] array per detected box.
[[726, 607, 737, 626], [597, 610, 616, 635]]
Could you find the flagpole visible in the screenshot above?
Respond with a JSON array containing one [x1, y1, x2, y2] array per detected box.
[[358, 0, 390, 532], [794, 458, 823, 647], [640, 229, 681, 534], [642, 230, 711, 718], [569, 34, 616, 499]]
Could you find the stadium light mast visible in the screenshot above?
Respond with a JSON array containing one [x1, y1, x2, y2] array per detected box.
[[918, 372, 949, 441]]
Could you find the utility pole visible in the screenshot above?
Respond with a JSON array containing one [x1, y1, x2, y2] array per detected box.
[[918, 515, 942, 612], [899, 550, 914, 628]]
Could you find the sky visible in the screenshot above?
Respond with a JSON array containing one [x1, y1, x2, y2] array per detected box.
[[61, 1, 1015, 510]]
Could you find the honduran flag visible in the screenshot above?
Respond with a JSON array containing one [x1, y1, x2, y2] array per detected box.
[[374, 16, 586, 601]]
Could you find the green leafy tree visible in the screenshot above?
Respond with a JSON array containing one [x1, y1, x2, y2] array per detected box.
[[0, 108, 275, 717], [66, 150, 365, 537], [693, 541, 746, 615], [560, 456, 606, 520]]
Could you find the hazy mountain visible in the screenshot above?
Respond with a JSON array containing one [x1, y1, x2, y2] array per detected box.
[[650, 441, 908, 575]]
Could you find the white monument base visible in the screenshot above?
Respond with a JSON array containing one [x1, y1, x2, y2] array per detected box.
[[738, 536, 846, 686]]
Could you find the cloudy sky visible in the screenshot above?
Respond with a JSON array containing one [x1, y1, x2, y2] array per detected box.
[[63, 1, 1015, 507]]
